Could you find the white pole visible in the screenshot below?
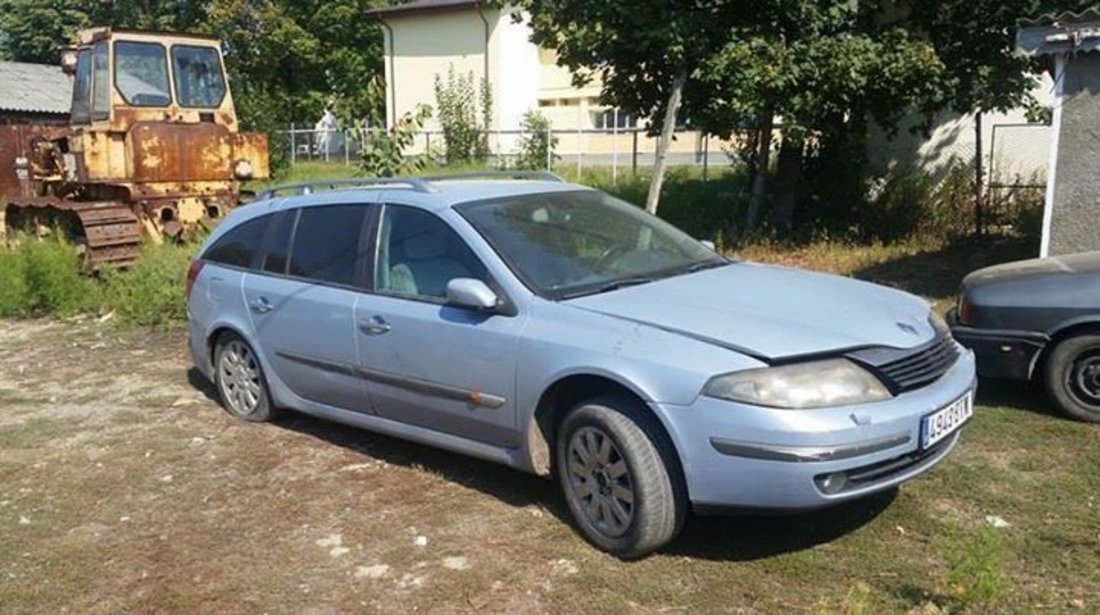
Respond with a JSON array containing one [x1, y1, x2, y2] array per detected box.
[[1041, 54, 1066, 258]]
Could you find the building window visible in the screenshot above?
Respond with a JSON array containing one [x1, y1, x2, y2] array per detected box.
[[593, 109, 637, 130]]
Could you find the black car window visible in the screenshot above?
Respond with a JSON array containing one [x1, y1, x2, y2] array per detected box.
[[288, 205, 369, 286], [204, 215, 270, 269], [374, 205, 487, 300], [261, 210, 296, 275]]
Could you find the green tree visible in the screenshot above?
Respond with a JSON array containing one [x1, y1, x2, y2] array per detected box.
[[515, 1, 731, 214], [433, 64, 491, 165], [515, 110, 558, 171]]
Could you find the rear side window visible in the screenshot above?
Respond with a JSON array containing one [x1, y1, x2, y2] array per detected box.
[[203, 215, 270, 268], [288, 205, 369, 286]]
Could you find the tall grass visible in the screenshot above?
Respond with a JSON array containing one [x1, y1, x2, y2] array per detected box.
[[0, 235, 194, 327]]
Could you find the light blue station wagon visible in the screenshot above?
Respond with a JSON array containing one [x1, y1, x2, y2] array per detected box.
[[187, 173, 976, 557]]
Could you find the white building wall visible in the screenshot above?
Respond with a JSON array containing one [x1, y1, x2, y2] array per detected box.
[[491, 9, 540, 151], [869, 72, 1055, 180], [383, 9, 492, 132]]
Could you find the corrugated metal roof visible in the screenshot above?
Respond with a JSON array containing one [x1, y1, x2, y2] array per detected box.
[[1019, 9, 1100, 28], [1017, 9, 1100, 57], [0, 61, 72, 115], [367, 0, 481, 18]]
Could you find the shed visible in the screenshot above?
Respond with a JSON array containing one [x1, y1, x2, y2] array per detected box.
[[0, 61, 72, 125], [1017, 10, 1100, 256]]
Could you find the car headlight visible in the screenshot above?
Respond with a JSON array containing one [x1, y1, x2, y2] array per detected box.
[[702, 359, 892, 409]]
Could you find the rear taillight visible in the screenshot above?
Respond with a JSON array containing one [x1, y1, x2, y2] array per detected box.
[[186, 260, 204, 299]]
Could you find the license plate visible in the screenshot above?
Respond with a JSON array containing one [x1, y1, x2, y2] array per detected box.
[[921, 392, 973, 449]]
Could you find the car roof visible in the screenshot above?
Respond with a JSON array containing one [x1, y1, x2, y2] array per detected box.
[[250, 173, 590, 210], [213, 175, 595, 238]]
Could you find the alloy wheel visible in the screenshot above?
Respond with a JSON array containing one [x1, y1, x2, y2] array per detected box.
[[564, 426, 636, 538], [218, 339, 262, 416]]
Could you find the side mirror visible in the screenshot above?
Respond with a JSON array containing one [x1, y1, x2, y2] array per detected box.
[[446, 278, 499, 311], [700, 240, 717, 251]]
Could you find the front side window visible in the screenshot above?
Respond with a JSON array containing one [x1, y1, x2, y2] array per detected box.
[[457, 191, 723, 299], [288, 205, 369, 286], [204, 215, 271, 269], [70, 49, 92, 124], [375, 206, 487, 301], [171, 45, 227, 108], [92, 42, 110, 120], [114, 41, 171, 107]]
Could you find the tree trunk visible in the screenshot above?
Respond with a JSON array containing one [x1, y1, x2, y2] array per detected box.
[[745, 112, 773, 229], [645, 70, 687, 215], [771, 134, 803, 229]]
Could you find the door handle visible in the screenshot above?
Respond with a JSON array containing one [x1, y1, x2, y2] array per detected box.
[[358, 315, 391, 336], [249, 297, 274, 314]]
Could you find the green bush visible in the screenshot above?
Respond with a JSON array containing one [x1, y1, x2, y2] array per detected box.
[[0, 236, 97, 317], [100, 242, 196, 328]]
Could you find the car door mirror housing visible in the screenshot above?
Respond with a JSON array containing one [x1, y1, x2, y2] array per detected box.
[[446, 278, 500, 310], [700, 239, 717, 251]]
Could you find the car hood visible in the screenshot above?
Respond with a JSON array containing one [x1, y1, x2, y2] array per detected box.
[[964, 251, 1100, 287], [566, 263, 934, 360]]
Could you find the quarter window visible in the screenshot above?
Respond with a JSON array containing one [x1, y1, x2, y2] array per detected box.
[[204, 215, 270, 269], [114, 41, 171, 107], [171, 45, 227, 108], [375, 206, 487, 300], [288, 205, 369, 286]]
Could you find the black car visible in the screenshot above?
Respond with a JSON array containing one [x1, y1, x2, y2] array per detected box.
[[950, 251, 1100, 423]]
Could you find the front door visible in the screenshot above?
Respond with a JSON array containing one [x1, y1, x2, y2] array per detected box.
[[354, 204, 525, 447]]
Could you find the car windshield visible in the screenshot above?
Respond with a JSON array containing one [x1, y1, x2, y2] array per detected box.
[[457, 190, 726, 299]]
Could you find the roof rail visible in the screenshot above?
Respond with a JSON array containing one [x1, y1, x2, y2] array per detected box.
[[419, 171, 567, 183], [254, 177, 437, 201]]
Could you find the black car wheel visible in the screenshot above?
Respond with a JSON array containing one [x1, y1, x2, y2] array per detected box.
[[555, 395, 687, 559], [1043, 334, 1100, 423]]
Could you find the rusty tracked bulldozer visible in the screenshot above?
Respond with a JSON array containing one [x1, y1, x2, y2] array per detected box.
[[0, 27, 269, 269]]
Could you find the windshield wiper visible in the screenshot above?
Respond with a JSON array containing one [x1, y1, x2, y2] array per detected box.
[[685, 259, 730, 274], [560, 276, 655, 300]]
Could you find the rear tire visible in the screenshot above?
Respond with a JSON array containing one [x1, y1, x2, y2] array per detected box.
[[214, 332, 278, 422], [1043, 334, 1100, 423], [555, 395, 686, 558]]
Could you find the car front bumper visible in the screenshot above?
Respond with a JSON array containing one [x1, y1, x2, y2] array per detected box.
[[948, 312, 1047, 381], [656, 346, 977, 512]]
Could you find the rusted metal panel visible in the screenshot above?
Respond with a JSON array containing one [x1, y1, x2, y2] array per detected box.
[[0, 123, 65, 200], [129, 121, 236, 183]]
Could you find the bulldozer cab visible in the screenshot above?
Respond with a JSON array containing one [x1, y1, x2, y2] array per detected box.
[[63, 28, 242, 132], [0, 26, 269, 270]]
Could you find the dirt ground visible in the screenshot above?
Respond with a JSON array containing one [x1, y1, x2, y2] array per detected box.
[[1, 317, 1098, 614]]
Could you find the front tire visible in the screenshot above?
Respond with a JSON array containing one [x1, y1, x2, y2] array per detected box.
[[556, 395, 686, 558], [1043, 334, 1100, 423], [214, 332, 277, 422]]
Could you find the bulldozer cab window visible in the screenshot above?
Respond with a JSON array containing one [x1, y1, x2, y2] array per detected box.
[[92, 42, 110, 120], [172, 45, 227, 108], [114, 41, 171, 107], [70, 49, 92, 124]]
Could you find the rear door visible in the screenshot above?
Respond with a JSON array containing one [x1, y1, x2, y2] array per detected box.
[[243, 201, 377, 413], [353, 202, 525, 447]]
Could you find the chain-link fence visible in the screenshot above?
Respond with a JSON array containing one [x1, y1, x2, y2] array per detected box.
[[277, 124, 738, 177]]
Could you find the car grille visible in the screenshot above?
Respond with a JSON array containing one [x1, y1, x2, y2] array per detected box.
[[848, 334, 960, 394]]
